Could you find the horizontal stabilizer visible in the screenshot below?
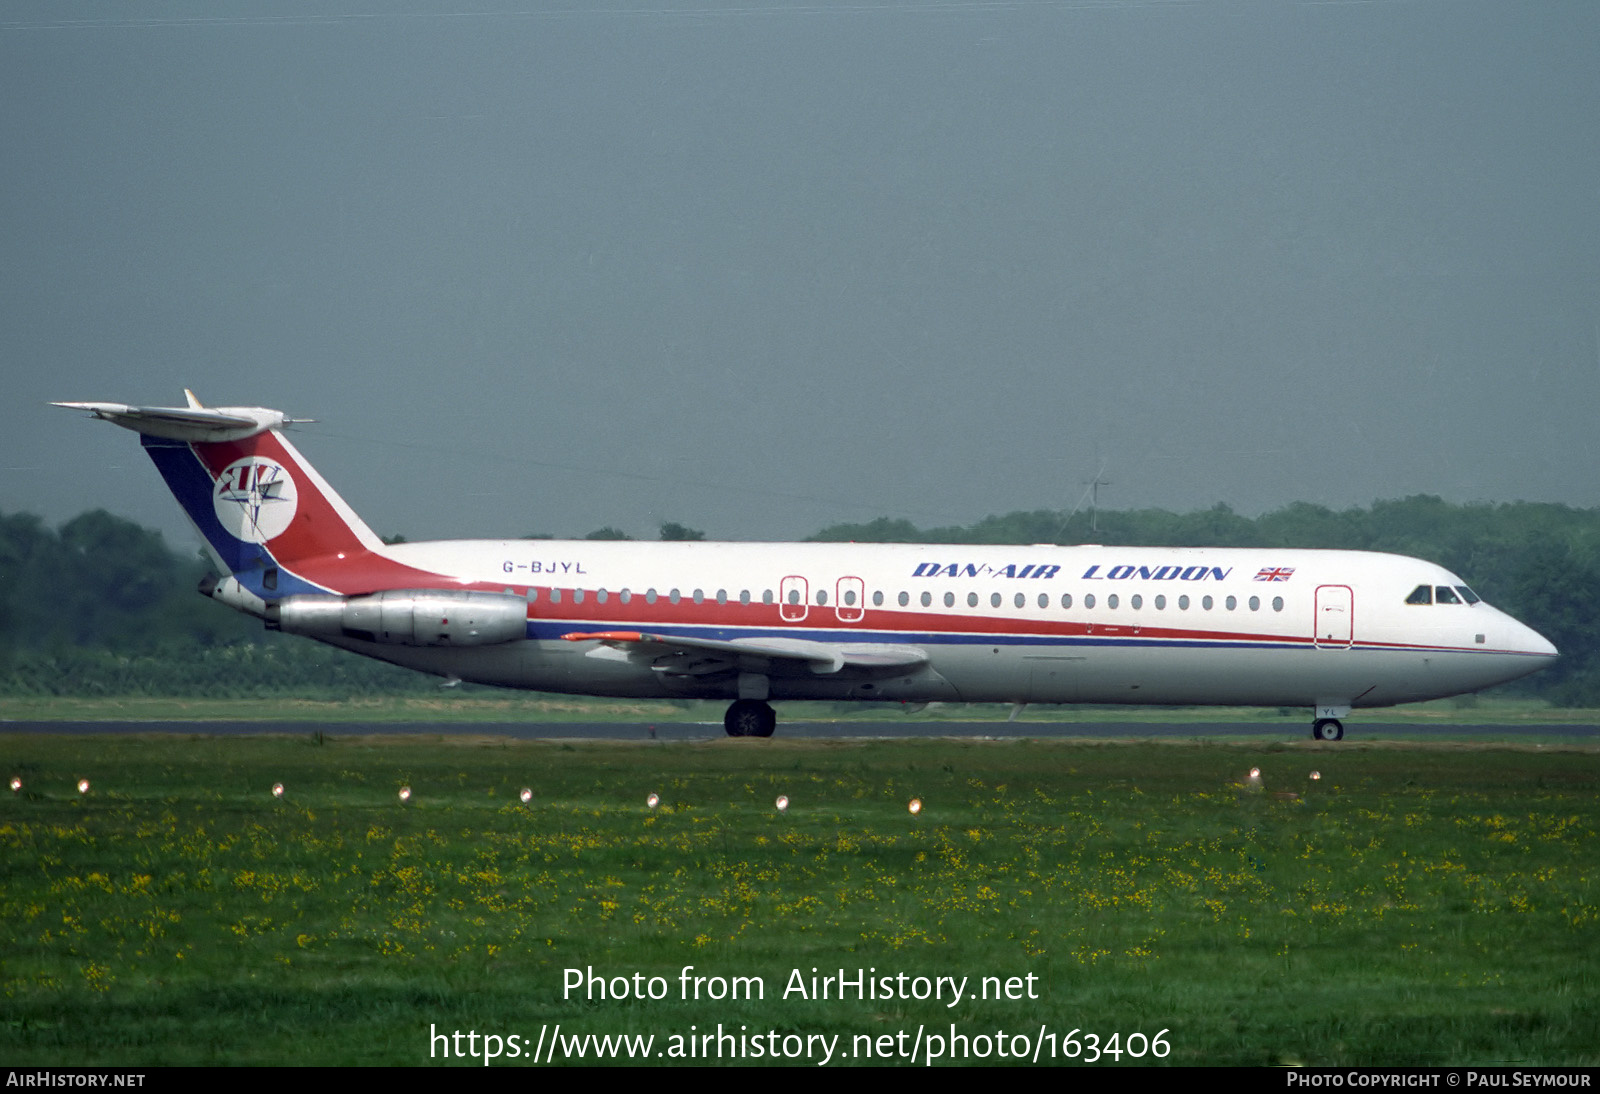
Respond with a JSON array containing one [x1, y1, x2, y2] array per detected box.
[[52, 394, 306, 442]]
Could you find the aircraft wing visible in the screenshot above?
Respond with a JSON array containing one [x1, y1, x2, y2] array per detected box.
[[561, 630, 929, 675]]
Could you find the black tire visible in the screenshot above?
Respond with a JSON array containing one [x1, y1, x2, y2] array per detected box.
[[1312, 718, 1345, 742], [724, 699, 776, 738]]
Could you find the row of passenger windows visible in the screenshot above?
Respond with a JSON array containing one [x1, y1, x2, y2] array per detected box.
[[525, 585, 1287, 613], [1406, 585, 1481, 606], [894, 590, 1284, 612]]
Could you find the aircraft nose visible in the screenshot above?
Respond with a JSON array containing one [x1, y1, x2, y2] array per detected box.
[[1504, 614, 1558, 659], [1524, 624, 1559, 660]]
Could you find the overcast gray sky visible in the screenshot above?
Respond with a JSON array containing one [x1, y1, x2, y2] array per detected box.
[[4, 0, 1597, 547]]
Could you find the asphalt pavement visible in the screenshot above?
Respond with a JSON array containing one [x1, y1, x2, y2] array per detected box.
[[3, 720, 1595, 741]]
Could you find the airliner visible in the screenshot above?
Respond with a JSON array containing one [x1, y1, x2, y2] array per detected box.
[[54, 394, 1558, 741]]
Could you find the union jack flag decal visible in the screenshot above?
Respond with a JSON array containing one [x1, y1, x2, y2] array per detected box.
[[1254, 567, 1295, 582]]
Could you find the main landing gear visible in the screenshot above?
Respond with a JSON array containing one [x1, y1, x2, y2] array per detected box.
[[724, 699, 777, 738], [1312, 718, 1345, 742]]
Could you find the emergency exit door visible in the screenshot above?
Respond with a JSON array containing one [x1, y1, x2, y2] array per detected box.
[[1314, 585, 1353, 648]]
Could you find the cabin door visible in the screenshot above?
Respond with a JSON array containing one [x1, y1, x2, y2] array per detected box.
[[1314, 585, 1353, 649]]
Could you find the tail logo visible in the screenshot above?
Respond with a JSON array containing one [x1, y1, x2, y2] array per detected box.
[[212, 457, 298, 543]]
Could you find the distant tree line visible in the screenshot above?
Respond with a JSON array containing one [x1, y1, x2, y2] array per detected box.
[[1, 500, 1594, 703]]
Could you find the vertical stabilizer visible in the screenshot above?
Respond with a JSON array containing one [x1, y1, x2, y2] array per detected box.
[[56, 395, 385, 598]]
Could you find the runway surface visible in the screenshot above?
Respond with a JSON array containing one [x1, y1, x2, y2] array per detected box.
[[3, 720, 1597, 741]]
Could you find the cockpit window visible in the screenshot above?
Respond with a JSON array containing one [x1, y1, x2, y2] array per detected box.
[[1405, 585, 1432, 605], [1456, 586, 1481, 604], [1435, 586, 1462, 605]]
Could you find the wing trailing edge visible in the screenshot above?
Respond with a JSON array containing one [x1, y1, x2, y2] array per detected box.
[[561, 630, 929, 674]]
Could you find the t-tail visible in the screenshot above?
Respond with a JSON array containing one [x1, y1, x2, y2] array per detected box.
[[53, 392, 388, 608]]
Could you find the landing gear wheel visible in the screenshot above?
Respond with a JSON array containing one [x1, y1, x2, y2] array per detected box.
[[724, 699, 776, 738], [1312, 718, 1344, 742]]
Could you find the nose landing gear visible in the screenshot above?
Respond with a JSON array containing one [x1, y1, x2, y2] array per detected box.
[[1312, 718, 1344, 742]]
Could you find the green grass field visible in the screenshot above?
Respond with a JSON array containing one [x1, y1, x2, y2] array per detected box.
[[1, 733, 1596, 1066]]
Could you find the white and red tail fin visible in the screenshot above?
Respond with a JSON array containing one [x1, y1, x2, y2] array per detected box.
[[54, 394, 389, 599]]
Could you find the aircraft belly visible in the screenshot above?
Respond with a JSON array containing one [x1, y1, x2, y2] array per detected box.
[[1070, 646, 1307, 705], [928, 642, 1517, 708], [314, 635, 1537, 709], [766, 665, 961, 703], [357, 638, 967, 704], [922, 645, 1066, 703]]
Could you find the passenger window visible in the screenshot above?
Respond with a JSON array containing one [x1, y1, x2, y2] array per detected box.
[[574, 589, 585, 604], [844, 590, 856, 606], [1435, 586, 1462, 605], [1084, 593, 1096, 609], [551, 588, 562, 604], [1107, 594, 1119, 610], [1406, 585, 1432, 605], [1014, 592, 1026, 609], [1202, 595, 1213, 611], [669, 588, 680, 604], [899, 591, 910, 607], [763, 589, 774, 605], [1130, 594, 1142, 610], [1060, 593, 1072, 609], [693, 589, 704, 604], [872, 591, 883, 607], [1178, 595, 1189, 610], [528, 588, 539, 603], [1248, 595, 1260, 611], [1038, 593, 1049, 609], [991, 592, 1003, 608], [1154, 594, 1166, 610], [739, 590, 750, 605], [787, 589, 800, 605], [966, 592, 977, 607], [597, 589, 609, 604], [716, 589, 728, 605], [620, 589, 631, 604], [1272, 596, 1283, 612], [1225, 595, 1237, 611], [815, 590, 827, 605], [921, 591, 932, 607], [645, 589, 656, 604], [943, 592, 955, 608]]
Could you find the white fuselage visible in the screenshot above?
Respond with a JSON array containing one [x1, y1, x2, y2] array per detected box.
[[328, 540, 1556, 710]]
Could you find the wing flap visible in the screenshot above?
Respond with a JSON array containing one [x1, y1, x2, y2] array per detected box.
[[561, 630, 928, 674]]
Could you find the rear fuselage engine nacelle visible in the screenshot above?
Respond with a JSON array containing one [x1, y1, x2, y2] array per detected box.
[[268, 589, 528, 647]]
